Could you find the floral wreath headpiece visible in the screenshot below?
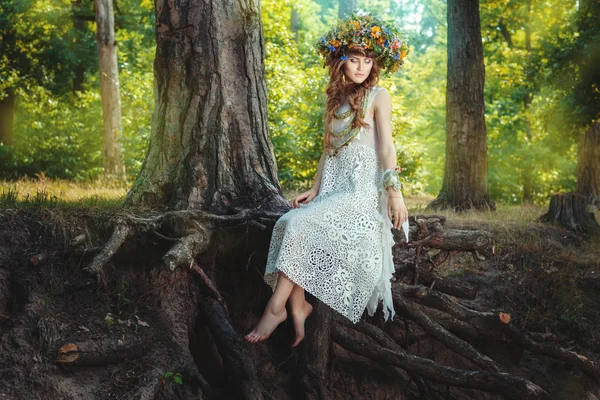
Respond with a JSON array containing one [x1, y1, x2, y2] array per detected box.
[[316, 10, 409, 74]]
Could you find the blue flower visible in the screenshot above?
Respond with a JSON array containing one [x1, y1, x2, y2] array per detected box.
[[328, 45, 337, 52], [394, 53, 400, 59], [340, 55, 348, 61]]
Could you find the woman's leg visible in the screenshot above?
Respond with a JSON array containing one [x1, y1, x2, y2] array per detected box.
[[245, 273, 294, 343], [288, 285, 313, 347]]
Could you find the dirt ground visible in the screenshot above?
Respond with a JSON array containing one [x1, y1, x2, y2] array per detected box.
[[0, 205, 599, 399]]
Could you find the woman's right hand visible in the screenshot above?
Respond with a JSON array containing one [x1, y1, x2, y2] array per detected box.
[[292, 187, 318, 208]]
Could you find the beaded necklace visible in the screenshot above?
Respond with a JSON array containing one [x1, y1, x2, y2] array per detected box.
[[331, 90, 371, 138], [329, 90, 372, 147]]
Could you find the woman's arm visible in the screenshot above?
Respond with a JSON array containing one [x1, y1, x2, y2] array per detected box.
[[292, 152, 326, 208], [373, 88, 408, 228]]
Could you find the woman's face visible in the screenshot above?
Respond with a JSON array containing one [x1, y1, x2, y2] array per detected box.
[[343, 55, 374, 84]]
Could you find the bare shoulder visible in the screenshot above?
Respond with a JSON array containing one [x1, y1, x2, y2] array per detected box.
[[373, 86, 391, 111]]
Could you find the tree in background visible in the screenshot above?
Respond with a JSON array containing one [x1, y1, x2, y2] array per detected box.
[[429, 0, 492, 211], [539, 0, 600, 230], [0, 0, 92, 147], [95, 0, 126, 180]]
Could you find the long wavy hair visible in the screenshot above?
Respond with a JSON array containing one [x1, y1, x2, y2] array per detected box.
[[324, 49, 381, 150]]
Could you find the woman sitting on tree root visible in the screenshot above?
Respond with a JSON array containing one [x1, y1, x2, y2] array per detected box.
[[245, 11, 410, 347]]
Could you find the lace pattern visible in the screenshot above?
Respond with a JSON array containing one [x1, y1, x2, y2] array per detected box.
[[264, 86, 397, 323]]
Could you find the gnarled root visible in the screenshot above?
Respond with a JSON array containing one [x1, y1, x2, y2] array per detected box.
[[332, 323, 550, 400]]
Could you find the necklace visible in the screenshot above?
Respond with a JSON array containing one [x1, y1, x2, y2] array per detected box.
[[330, 93, 371, 139]]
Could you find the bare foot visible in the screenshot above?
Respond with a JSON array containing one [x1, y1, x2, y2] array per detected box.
[[245, 307, 287, 344], [291, 302, 313, 347]]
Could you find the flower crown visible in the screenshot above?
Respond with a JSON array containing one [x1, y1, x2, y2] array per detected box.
[[316, 11, 409, 74]]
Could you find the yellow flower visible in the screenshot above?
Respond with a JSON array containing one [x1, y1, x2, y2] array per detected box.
[[330, 39, 341, 47], [371, 26, 381, 38], [352, 21, 360, 29]]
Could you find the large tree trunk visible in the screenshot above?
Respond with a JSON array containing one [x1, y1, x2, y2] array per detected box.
[[95, 0, 126, 181], [0, 91, 14, 146], [428, 0, 493, 211], [577, 121, 600, 207], [542, 122, 600, 231], [338, 0, 358, 19], [125, 0, 286, 212]]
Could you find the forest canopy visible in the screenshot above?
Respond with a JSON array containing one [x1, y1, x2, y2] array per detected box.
[[0, 0, 596, 205]]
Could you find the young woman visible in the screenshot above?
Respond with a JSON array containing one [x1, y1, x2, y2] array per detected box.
[[245, 12, 409, 347]]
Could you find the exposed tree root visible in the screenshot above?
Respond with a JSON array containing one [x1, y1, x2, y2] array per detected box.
[[69, 210, 600, 398], [333, 323, 550, 400], [198, 294, 264, 400], [393, 293, 502, 372], [85, 220, 132, 282], [2, 208, 598, 399], [298, 299, 332, 400], [124, 368, 164, 400]]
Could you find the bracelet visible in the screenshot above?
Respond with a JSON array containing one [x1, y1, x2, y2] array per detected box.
[[382, 166, 405, 192]]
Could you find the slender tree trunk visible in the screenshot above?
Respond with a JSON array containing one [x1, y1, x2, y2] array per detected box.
[[95, 0, 126, 180], [0, 91, 15, 146], [291, 8, 299, 42], [577, 121, 600, 207], [428, 0, 493, 211], [72, 4, 86, 92], [338, 0, 358, 19], [522, 0, 534, 204], [125, 0, 286, 212]]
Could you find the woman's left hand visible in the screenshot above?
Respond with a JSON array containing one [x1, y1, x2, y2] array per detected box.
[[388, 196, 408, 230]]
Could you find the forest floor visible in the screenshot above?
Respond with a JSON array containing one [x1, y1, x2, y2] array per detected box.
[[0, 180, 599, 399]]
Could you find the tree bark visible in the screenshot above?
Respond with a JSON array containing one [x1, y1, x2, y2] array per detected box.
[[338, 0, 358, 19], [95, 0, 126, 181], [125, 0, 286, 212], [522, 0, 534, 204], [428, 0, 492, 211], [577, 121, 600, 207], [538, 192, 597, 231], [0, 91, 15, 146], [72, 3, 86, 92]]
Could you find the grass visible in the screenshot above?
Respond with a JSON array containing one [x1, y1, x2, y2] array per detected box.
[[0, 177, 128, 209]]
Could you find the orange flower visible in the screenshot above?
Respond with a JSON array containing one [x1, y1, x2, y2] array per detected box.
[[330, 39, 341, 47], [400, 50, 407, 58], [352, 21, 360, 29], [371, 26, 381, 38]]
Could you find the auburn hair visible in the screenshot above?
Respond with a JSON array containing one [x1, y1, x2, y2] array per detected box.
[[324, 49, 381, 150]]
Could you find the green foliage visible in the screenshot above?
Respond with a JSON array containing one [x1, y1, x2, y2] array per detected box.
[[262, 0, 327, 189], [163, 371, 183, 385], [0, 0, 594, 205], [0, 0, 154, 181]]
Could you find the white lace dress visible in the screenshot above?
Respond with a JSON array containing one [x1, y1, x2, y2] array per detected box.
[[264, 86, 397, 323]]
